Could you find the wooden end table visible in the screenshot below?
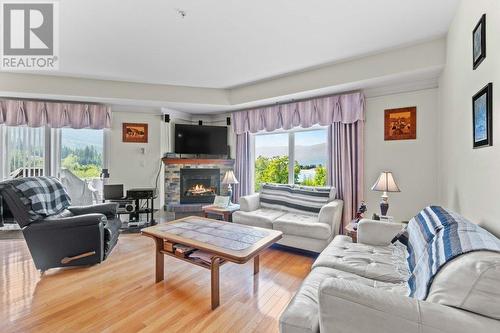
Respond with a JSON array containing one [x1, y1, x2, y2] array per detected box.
[[202, 204, 240, 222], [141, 216, 282, 309], [344, 221, 358, 242]]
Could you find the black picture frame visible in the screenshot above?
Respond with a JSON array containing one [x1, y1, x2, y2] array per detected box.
[[473, 14, 486, 70], [472, 83, 493, 149]]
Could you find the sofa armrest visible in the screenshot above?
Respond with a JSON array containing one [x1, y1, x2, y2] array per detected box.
[[68, 203, 118, 218], [357, 219, 403, 246], [22, 214, 106, 269], [239, 193, 260, 212], [318, 278, 500, 333], [318, 199, 343, 234], [27, 213, 107, 231]]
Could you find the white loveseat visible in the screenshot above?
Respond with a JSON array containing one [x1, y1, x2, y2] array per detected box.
[[233, 184, 343, 252], [280, 209, 500, 333]]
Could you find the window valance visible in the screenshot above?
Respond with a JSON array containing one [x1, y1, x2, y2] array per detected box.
[[0, 99, 112, 129], [232, 92, 364, 135]]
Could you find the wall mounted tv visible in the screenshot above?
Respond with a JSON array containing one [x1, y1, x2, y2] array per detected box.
[[174, 124, 228, 155]]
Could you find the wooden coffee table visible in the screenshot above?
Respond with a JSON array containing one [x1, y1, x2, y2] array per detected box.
[[141, 216, 282, 309]]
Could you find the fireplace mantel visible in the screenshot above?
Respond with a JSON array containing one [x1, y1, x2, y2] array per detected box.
[[162, 157, 235, 166]]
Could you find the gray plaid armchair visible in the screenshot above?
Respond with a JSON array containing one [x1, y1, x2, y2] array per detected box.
[[0, 177, 120, 271]]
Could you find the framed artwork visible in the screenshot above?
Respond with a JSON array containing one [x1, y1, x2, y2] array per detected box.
[[384, 107, 417, 141], [122, 123, 148, 143], [473, 14, 486, 70], [472, 83, 493, 149]]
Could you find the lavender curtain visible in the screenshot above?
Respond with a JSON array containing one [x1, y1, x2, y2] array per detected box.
[[0, 99, 112, 129], [234, 132, 251, 203], [328, 121, 364, 233], [232, 92, 364, 135]]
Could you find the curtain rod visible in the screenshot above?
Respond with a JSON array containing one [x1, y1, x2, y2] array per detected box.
[[0, 96, 106, 106], [230, 89, 362, 114]]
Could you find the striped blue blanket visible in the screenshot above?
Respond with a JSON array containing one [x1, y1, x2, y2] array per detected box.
[[407, 206, 500, 299], [259, 183, 334, 215]]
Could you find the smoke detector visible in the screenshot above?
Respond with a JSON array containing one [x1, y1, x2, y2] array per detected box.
[[175, 8, 186, 18]]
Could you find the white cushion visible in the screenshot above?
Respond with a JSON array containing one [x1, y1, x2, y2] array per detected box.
[[280, 266, 408, 333], [232, 208, 285, 229], [427, 251, 500, 320], [273, 213, 331, 240], [312, 235, 409, 284]]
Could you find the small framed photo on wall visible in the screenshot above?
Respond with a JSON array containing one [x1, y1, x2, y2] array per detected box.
[[473, 14, 486, 70], [384, 107, 417, 141], [122, 123, 148, 143], [472, 83, 493, 149]]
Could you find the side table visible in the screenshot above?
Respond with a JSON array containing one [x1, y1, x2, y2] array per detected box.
[[202, 204, 240, 222]]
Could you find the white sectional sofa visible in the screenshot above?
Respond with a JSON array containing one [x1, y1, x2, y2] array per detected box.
[[233, 183, 343, 253], [280, 207, 500, 333]]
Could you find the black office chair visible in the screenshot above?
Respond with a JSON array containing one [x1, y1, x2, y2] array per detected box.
[[0, 177, 121, 271]]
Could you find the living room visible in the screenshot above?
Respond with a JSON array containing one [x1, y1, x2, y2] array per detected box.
[[1, 0, 499, 332]]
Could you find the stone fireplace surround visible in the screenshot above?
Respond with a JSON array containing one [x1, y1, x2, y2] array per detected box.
[[163, 158, 235, 214]]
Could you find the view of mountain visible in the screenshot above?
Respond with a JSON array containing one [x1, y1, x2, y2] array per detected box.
[[255, 143, 327, 166], [61, 129, 103, 149]]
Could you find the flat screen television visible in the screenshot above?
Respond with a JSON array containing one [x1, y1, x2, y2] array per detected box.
[[174, 124, 228, 155]]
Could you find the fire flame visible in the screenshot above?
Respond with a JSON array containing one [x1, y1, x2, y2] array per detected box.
[[189, 184, 211, 195]]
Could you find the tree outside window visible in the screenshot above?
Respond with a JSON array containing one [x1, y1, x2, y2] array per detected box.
[[61, 128, 103, 179]]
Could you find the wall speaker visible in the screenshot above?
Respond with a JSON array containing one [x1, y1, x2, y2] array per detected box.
[[164, 114, 170, 123], [226, 117, 231, 126], [198, 120, 203, 125]]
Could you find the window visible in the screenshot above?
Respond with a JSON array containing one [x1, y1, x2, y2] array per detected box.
[[253, 128, 328, 191], [294, 130, 327, 186], [61, 128, 103, 179], [254, 132, 289, 191], [0, 125, 105, 181], [5, 126, 45, 178]]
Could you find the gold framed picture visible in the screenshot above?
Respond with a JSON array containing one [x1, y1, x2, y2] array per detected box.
[[384, 107, 417, 141], [122, 123, 148, 143]]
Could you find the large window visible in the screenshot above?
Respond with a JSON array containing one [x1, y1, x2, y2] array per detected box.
[[61, 128, 103, 179], [253, 128, 328, 191], [0, 125, 105, 181]]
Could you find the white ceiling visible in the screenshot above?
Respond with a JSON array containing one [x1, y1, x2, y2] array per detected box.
[[54, 0, 459, 89]]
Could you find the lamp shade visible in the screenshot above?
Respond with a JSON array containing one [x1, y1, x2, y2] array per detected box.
[[222, 170, 239, 185], [371, 171, 401, 192]]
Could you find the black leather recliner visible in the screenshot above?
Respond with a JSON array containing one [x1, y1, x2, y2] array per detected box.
[[0, 182, 121, 271]]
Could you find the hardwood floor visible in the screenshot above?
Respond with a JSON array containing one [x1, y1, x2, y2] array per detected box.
[[0, 234, 314, 333]]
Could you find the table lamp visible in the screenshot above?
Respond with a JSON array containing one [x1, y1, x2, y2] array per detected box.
[[371, 171, 400, 216], [222, 170, 239, 205]]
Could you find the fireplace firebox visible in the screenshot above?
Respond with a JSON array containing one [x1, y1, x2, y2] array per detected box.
[[180, 168, 220, 204]]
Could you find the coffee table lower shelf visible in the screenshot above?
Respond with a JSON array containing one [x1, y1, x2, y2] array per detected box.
[[159, 250, 228, 270]]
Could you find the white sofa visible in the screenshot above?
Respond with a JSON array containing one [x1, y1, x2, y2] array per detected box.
[[280, 213, 500, 333], [233, 184, 343, 253]]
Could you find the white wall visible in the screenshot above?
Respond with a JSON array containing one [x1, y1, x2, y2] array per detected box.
[[438, 0, 500, 237], [108, 111, 163, 207], [0, 39, 444, 112], [364, 89, 439, 222]]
